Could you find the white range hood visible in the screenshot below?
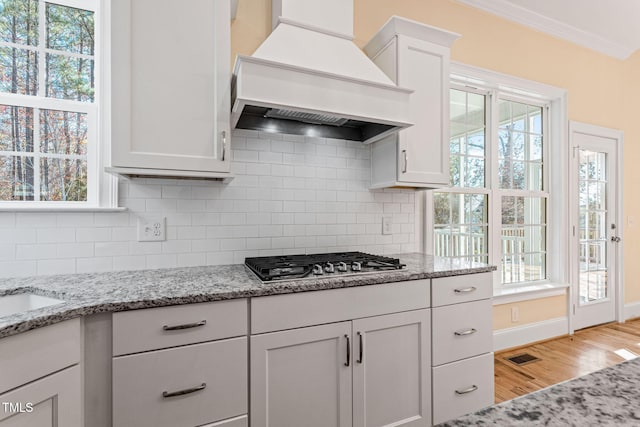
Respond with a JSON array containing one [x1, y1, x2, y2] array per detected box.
[[231, 0, 413, 143]]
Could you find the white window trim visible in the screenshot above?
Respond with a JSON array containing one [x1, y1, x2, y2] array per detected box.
[[0, 0, 118, 210], [425, 62, 569, 298]]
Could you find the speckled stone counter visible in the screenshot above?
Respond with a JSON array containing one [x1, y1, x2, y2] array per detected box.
[[0, 253, 495, 339], [438, 357, 640, 426]]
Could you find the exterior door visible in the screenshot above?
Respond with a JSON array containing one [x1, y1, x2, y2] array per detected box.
[[352, 310, 431, 427], [250, 322, 353, 427], [570, 122, 623, 331]]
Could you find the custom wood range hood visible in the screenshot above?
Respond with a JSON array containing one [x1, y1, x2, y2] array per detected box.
[[231, 0, 414, 143]]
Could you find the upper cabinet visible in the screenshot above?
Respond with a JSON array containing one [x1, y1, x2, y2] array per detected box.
[[108, 0, 232, 180], [365, 17, 460, 189]]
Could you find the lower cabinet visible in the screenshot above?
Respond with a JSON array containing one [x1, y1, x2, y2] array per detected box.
[[113, 337, 247, 427], [0, 365, 81, 427], [250, 309, 431, 427]]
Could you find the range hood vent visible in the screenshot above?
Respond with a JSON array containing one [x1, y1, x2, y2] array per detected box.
[[231, 0, 413, 143]]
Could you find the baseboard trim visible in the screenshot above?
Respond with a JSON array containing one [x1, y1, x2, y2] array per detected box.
[[625, 302, 640, 320], [493, 317, 568, 352]]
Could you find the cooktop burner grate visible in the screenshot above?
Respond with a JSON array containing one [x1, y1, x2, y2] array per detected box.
[[245, 251, 405, 282]]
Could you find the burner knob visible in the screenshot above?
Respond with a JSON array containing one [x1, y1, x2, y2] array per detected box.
[[337, 262, 348, 272], [325, 262, 335, 273], [312, 264, 324, 275], [351, 261, 362, 271]]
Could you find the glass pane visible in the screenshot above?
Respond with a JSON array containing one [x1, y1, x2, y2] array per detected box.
[[449, 154, 460, 187], [467, 131, 484, 156], [0, 154, 34, 200], [511, 132, 525, 160], [0, 46, 37, 95], [449, 89, 486, 190], [530, 135, 542, 160], [40, 109, 88, 155], [528, 105, 542, 134], [512, 161, 525, 190], [0, 0, 38, 45], [450, 89, 466, 121], [524, 226, 546, 252], [578, 148, 609, 305], [0, 104, 34, 152], [467, 92, 485, 128], [511, 102, 527, 131], [433, 193, 450, 225], [498, 100, 510, 128], [467, 194, 487, 224], [523, 253, 545, 281], [497, 130, 510, 159], [450, 125, 464, 145], [40, 156, 87, 201], [46, 4, 94, 55], [46, 53, 95, 102], [465, 157, 484, 188]]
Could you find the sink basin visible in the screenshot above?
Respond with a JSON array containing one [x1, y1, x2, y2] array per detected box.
[[0, 293, 64, 318]]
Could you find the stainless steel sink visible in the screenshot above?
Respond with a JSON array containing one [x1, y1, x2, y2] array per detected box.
[[0, 293, 64, 318]]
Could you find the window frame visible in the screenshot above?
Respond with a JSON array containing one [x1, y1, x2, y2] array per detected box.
[[0, 0, 117, 210], [426, 62, 569, 295]]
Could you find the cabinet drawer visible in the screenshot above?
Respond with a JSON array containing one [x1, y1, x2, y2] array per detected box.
[[432, 272, 492, 307], [113, 299, 247, 356], [0, 319, 80, 394], [113, 337, 247, 427], [0, 365, 81, 426], [251, 280, 429, 334], [432, 353, 494, 425], [202, 415, 248, 427], [432, 299, 492, 366]]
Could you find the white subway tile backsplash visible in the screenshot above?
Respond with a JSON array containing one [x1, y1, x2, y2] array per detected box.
[[0, 131, 418, 278]]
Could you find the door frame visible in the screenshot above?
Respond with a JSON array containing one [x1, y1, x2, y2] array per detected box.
[[568, 121, 624, 333]]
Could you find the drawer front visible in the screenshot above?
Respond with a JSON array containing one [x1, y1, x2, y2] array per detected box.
[[432, 353, 494, 425], [113, 337, 247, 427], [431, 272, 492, 307], [0, 319, 80, 394], [251, 280, 430, 334], [432, 299, 492, 366], [202, 415, 248, 427], [113, 299, 247, 356]]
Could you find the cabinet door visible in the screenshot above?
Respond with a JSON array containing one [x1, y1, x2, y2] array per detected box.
[[397, 36, 450, 186], [111, 0, 231, 173], [352, 310, 431, 427], [251, 322, 353, 427], [0, 365, 81, 427]]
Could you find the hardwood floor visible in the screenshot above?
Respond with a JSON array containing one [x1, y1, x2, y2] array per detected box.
[[494, 318, 640, 403]]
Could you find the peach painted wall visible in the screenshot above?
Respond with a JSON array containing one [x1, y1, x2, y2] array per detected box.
[[230, 0, 639, 327]]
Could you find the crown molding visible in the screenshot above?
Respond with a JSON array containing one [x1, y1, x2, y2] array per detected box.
[[456, 0, 634, 60]]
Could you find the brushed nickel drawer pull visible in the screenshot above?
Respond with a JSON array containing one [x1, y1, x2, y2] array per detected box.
[[357, 332, 363, 364], [454, 286, 477, 294], [454, 328, 477, 336], [455, 385, 478, 395], [162, 383, 206, 398], [162, 320, 207, 331]]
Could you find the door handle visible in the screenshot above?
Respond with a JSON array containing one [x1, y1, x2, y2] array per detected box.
[[344, 334, 350, 367], [611, 236, 621, 242]]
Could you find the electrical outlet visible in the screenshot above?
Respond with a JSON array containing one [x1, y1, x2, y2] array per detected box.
[[137, 216, 166, 242], [382, 216, 392, 235], [629, 215, 636, 229], [511, 307, 519, 323]]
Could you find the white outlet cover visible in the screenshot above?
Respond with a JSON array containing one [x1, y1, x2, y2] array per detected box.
[[137, 216, 166, 242], [382, 216, 392, 235]]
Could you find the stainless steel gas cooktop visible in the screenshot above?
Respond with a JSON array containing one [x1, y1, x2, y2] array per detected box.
[[244, 251, 405, 282]]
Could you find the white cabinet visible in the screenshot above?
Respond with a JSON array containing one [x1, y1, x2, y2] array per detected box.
[[112, 300, 249, 427], [431, 273, 494, 424], [364, 17, 460, 189], [0, 319, 81, 427], [109, 0, 233, 180], [250, 283, 431, 427]]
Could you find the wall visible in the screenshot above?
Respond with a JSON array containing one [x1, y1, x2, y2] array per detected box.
[[230, 0, 638, 330], [0, 130, 416, 277]]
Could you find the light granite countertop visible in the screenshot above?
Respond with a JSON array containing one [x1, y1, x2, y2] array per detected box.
[[0, 253, 495, 339], [438, 356, 640, 426]]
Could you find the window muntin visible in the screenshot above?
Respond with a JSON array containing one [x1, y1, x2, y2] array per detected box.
[[0, 0, 96, 204], [434, 86, 550, 286]]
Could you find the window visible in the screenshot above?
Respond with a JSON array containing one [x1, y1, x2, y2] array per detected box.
[[428, 65, 565, 290], [0, 0, 109, 208]]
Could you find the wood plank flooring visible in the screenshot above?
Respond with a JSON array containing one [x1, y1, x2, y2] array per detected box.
[[494, 318, 640, 403]]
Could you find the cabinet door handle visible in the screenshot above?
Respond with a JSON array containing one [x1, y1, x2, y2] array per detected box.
[[221, 130, 227, 161], [345, 334, 351, 367], [357, 332, 363, 364], [454, 328, 477, 336], [455, 385, 478, 395], [454, 286, 476, 294], [162, 320, 207, 331], [162, 382, 206, 398], [402, 150, 408, 173]]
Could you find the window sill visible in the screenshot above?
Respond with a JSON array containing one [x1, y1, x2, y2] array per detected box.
[[0, 206, 128, 213], [493, 282, 569, 305]]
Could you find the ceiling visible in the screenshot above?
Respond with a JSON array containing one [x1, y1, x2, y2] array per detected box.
[[456, 0, 640, 60]]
